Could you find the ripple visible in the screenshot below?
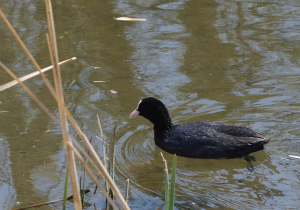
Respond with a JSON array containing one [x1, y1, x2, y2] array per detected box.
[[115, 125, 156, 181], [115, 123, 276, 209]]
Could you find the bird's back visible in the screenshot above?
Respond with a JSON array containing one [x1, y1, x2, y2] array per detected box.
[[154, 121, 269, 158]]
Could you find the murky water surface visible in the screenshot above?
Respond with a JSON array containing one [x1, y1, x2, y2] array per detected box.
[[1, 0, 300, 209]]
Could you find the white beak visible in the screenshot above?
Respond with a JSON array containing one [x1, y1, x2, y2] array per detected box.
[[129, 109, 140, 119]]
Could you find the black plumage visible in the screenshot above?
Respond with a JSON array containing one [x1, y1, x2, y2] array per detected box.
[[129, 97, 269, 158]]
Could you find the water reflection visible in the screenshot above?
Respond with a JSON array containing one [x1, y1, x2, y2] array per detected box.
[[116, 0, 191, 105], [1, 0, 300, 209], [0, 137, 15, 209]]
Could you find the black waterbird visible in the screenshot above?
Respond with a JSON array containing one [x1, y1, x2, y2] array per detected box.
[[129, 97, 269, 158]]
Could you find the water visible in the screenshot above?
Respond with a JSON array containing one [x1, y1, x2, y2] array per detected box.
[[1, 0, 300, 209]]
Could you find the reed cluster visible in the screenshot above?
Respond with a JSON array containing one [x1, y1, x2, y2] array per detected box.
[[0, 1, 177, 209], [0, 1, 129, 209]]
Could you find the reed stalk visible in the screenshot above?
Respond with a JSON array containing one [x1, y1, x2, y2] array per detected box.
[[1, 2, 130, 209], [164, 168, 169, 210], [105, 126, 118, 209], [0, 57, 76, 91], [169, 155, 177, 210], [0, 63, 62, 125], [161, 153, 177, 210], [82, 175, 85, 206], [67, 142, 119, 210], [62, 167, 69, 210], [112, 126, 117, 183], [125, 179, 130, 202], [82, 137, 92, 206], [0, 61, 122, 209], [1, 6, 82, 207], [161, 153, 169, 210], [0, 8, 42, 72], [97, 113, 109, 193], [45, 0, 81, 209]]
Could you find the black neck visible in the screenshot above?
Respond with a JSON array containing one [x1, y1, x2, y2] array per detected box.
[[152, 114, 172, 130]]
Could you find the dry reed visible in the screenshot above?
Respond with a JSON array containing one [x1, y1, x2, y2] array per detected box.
[[0, 57, 76, 91], [0, 1, 130, 209], [45, 0, 82, 208]]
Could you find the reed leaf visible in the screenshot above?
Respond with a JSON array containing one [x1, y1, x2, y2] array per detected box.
[[96, 113, 109, 193], [164, 169, 169, 210], [1, 3, 130, 209], [112, 126, 117, 183], [0, 61, 126, 208], [161, 152, 170, 210], [125, 179, 130, 202], [82, 176, 85, 206], [169, 154, 177, 210], [67, 142, 119, 209], [0, 57, 76, 91], [45, 0, 81, 208], [62, 168, 69, 210]]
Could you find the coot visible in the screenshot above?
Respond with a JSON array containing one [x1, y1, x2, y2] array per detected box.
[[129, 97, 269, 158]]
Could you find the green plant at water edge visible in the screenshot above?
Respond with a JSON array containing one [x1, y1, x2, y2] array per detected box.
[[161, 153, 177, 210], [0, 2, 130, 209], [106, 126, 117, 210], [169, 154, 177, 210], [62, 168, 69, 210], [111, 126, 117, 185], [163, 164, 169, 210], [95, 122, 125, 210], [81, 137, 92, 207], [81, 175, 86, 206]]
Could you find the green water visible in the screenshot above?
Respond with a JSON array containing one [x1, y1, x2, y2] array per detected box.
[[1, 0, 300, 209]]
